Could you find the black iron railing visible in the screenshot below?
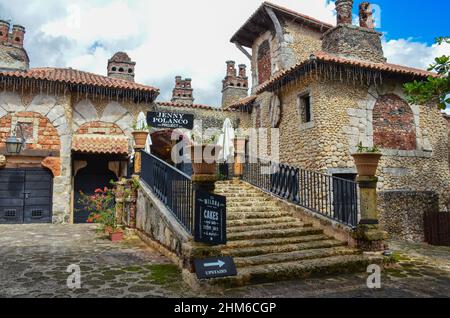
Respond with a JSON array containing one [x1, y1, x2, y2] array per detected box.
[[243, 158, 359, 227], [141, 151, 194, 233], [217, 162, 234, 180]]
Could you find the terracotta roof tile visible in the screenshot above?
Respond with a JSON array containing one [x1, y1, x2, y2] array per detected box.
[[257, 51, 438, 93], [0, 67, 159, 100], [72, 134, 130, 155], [227, 95, 257, 109], [157, 101, 236, 112], [231, 2, 333, 47]]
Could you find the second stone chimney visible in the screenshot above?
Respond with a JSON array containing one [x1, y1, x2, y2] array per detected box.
[[359, 2, 375, 29], [221, 61, 248, 108], [321, 1, 386, 63], [108, 52, 136, 82], [171, 76, 194, 105], [0, 19, 29, 71]]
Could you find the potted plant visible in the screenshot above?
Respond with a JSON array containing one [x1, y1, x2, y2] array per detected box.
[[190, 129, 222, 175], [352, 142, 382, 177], [132, 121, 150, 149], [78, 187, 124, 242]]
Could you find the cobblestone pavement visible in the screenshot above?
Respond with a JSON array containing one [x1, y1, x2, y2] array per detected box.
[[0, 224, 199, 298], [0, 225, 449, 298]]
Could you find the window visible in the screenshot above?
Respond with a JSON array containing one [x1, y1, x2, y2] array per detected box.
[[15, 37, 21, 42], [299, 94, 312, 124], [128, 68, 133, 73], [112, 67, 117, 71], [119, 68, 124, 72]]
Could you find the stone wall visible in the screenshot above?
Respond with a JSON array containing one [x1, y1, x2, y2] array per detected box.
[[245, 77, 449, 209], [379, 190, 439, 242], [136, 181, 192, 263]]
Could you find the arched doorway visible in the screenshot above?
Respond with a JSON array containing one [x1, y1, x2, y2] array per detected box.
[[73, 155, 118, 224]]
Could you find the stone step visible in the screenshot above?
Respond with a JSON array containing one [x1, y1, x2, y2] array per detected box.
[[204, 255, 383, 288], [226, 197, 271, 203], [227, 201, 275, 207], [227, 217, 301, 227], [227, 211, 294, 220], [234, 247, 360, 267], [224, 234, 330, 249], [227, 227, 322, 241], [227, 221, 306, 233], [221, 193, 267, 198], [224, 239, 344, 257], [227, 206, 281, 213]]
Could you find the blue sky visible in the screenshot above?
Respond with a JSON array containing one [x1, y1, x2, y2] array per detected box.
[[366, 1, 450, 44]]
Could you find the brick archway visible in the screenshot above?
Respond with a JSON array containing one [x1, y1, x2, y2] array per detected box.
[[373, 94, 417, 151]]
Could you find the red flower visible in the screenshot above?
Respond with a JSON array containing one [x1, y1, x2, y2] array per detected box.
[[95, 188, 103, 194]]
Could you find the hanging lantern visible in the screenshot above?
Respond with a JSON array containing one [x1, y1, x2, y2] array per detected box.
[[5, 136, 24, 154]]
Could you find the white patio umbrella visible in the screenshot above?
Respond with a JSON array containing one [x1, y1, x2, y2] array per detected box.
[[217, 118, 235, 162]]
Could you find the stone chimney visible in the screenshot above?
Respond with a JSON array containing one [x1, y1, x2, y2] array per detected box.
[[0, 19, 29, 71], [221, 61, 248, 108], [171, 76, 194, 105], [321, 1, 386, 63], [336, 0, 354, 25], [108, 52, 136, 82], [359, 2, 375, 29]]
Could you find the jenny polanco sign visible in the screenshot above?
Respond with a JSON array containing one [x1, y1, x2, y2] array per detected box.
[[194, 256, 237, 280], [147, 111, 194, 130], [194, 191, 226, 245]]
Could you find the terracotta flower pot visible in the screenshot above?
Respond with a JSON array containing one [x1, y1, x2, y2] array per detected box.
[[352, 153, 382, 176], [132, 131, 149, 148], [190, 145, 222, 175], [108, 231, 124, 242]]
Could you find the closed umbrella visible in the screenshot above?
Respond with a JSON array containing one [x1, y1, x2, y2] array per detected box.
[[218, 118, 235, 162]]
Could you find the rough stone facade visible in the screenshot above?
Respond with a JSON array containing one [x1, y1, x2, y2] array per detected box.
[[321, 25, 386, 63], [379, 191, 439, 242]]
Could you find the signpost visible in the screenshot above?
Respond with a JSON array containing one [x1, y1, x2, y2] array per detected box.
[[147, 111, 194, 130], [194, 191, 227, 245], [194, 256, 237, 280]]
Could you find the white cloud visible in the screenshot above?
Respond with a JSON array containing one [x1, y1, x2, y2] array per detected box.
[[383, 38, 450, 70], [1, 0, 447, 106]]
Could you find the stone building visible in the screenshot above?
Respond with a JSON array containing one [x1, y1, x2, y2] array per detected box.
[[227, 1, 449, 241], [0, 0, 448, 242], [0, 18, 244, 224]]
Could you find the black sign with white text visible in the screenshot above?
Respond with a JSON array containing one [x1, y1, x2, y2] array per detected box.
[[194, 256, 237, 280], [147, 111, 194, 130], [194, 191, 226, 245]]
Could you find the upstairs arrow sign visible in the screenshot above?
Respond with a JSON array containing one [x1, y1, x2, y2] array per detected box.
[[194, 257, 237, 280]]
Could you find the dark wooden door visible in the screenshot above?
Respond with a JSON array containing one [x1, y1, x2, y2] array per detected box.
[[0, 168, 53, 224], [74, 159, 117, 224]]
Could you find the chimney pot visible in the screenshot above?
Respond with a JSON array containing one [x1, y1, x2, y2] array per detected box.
[[335, 0, 354, 25], [359, 2, 375, 29]]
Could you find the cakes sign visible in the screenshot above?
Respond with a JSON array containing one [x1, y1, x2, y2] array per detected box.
[[147, 111, 194, 130]]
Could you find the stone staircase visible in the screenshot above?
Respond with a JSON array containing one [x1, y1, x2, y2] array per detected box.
[[209, 180, 383, 287]]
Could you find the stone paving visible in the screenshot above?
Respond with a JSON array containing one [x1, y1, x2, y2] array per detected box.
[[0, 225, 449, 298]]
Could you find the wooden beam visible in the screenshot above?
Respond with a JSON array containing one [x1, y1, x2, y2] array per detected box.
[[234, 42, 252, 60], [265, 7, 284, 42]]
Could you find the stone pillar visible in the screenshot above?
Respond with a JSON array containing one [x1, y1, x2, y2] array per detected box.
[[192, 175, 217, 194], [335, 0, 354, 25], [133, 147, 144, 174], [354, 176, 388, 252], [233, 137, 247, 179]]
